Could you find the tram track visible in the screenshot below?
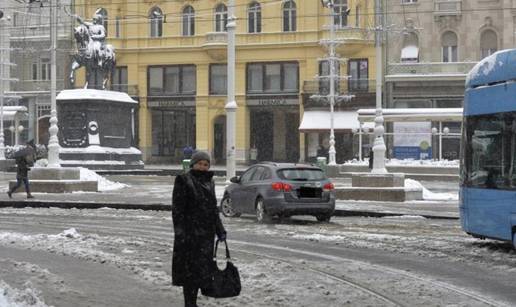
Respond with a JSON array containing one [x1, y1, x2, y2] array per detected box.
[[0, 213, 508, 306]]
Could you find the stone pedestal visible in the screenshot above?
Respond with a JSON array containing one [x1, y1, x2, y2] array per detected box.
[[9, 167, 98, 193], [56, 89, 143, 170], [0, 159, 15, 172], [335, 172, 423, 202]]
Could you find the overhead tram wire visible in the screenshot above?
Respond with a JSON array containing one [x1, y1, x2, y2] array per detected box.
[[1, 1, 515, 18]]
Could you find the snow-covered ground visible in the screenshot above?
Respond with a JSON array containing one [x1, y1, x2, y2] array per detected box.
[[344, 158, 459, 167], [0, 207, 514, 306]]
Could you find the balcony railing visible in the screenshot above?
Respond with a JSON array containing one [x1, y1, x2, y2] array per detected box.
[[111, 84, 139, 96], [434, 0, 462, 17], [10, 24, 72, 39], [11, 80, 66, 93], [303, 79, 376, 95], [321, 26, 373, 42], [204, 32, 227, 45], [386, 62, 476, 75]]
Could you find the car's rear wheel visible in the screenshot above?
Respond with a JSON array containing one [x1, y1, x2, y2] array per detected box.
[[316, 215, 332, 223], [255, 198, 272, 224], [221, 195, 240, 217]]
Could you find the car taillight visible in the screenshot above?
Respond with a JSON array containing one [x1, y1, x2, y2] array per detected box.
[[271, 182, 292, 192], [323, 182, 335, 191]]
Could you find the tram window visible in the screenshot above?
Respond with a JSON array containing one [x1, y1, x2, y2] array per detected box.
[[465, 113, 516, 190]]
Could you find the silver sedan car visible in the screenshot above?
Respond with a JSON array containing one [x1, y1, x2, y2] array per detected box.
[[220, 162, 336, 223]]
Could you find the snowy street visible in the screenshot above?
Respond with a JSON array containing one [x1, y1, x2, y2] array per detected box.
[[0, 207, 515, 307]]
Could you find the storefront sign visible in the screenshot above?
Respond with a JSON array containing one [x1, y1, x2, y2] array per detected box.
[[148, 100, 196, 108], [247, 98, 299, 107]]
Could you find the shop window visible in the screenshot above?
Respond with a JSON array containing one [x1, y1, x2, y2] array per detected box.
[[115, 16, 121, 38], [148, 65, 196, 96], [215, 4, 228, 32], [182, 5, 195, 36], [97, 8, 108, 36], [149, 7, 163, 38], [442, 31, 458, 62], [246, 62, 299, 94], [333, 0, 348, 28], [348, 59, 368, 91], [319, 60, 340, 95], [248, 2, 262, 33], [283, 0, 296, 32], [112, 66, 128, 92], [210, 64, 227, 95], [480, 29, 497, 59]]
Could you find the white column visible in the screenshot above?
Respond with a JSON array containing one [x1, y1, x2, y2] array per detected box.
[[358, 123, 363, 161], [47, 0, 60, 167], [225, 0, 237, 181], [372, 0, 387, 173], [439, 121, 443, 161], [0, 18, 5, 160]]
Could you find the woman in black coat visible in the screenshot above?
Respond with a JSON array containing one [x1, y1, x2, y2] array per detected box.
[[172, 151, 226, 307]]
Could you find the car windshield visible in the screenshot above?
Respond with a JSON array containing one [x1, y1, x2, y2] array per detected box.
[[277, 168, 326, 181]]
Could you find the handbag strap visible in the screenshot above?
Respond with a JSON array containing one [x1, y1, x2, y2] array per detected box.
[[214, 239, 231, 260]]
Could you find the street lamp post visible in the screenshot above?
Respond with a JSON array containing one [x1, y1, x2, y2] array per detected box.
[[47, 0, 60, 168], [371, 0, 387, 173], [225, 0, 237, 181], [0, 14, 7, 160], [317, 0, 353, 166]]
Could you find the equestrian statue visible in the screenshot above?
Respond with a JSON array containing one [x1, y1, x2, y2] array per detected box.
[[70, 9, 116, 90]]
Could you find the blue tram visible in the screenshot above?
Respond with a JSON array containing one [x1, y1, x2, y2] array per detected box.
[[461, 49, 516, 248]]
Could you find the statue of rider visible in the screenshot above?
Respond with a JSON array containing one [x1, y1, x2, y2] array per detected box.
[[75, 10, 106, 66]]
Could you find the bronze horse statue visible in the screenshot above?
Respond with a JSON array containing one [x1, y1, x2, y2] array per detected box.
[[70, 23, 116, 90]]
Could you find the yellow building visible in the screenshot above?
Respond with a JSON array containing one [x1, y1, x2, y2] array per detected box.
[[75, 0, 376, 164]]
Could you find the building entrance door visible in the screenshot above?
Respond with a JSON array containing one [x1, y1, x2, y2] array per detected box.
[[38, 116, 50, 146], [214, 116, 226, 164], [251, 111, 274, 162]]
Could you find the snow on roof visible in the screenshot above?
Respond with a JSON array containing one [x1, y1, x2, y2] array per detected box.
[[57, 89, 137, 104], [357, 108, 463, 122], [0, 106, 28, 121], [299, 110, 375, 131], [466, 49, 516, 88]]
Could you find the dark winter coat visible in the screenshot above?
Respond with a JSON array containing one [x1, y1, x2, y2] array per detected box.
[[172, 169, 226, 288], [15, 155, 33, 179]]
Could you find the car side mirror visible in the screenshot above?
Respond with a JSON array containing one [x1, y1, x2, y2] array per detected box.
[[230, 176, 240, 184]]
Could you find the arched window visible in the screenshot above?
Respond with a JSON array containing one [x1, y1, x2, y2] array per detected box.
[[333, 0, 348, 28], [215, 4, 228, 32], [401, 32, 419, 63], [442, 31, 458, 62], [149, 7, 163, 38], [248, 2, 262, 33], [182, 6, 195, 36], [480, 30, 497, 59], [283, 0, 296, 32], [97, 8, 108, 35]]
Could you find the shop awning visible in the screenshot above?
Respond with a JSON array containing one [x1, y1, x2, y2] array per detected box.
[[299, 110, 374, 132], [0, 106, 28, 121], [401, 45, 419, 62]]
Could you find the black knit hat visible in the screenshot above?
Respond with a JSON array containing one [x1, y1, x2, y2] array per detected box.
[[190, 151, 211, 168]]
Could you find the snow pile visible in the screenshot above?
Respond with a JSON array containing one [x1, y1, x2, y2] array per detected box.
[[344, 158, 459, 167], [79, 168, 128, 191], [56, 228, 81, 239], [0, 281, 49, 307], [405, 179, 458, 201]]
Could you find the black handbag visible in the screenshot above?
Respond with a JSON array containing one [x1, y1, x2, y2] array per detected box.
[[201, 239, 241, 298]]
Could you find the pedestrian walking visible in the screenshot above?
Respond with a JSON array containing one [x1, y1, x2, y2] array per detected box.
[[172, 151, 227, 307], [7, 140, 36, 199]]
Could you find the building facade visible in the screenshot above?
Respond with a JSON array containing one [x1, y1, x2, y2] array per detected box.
[[7, 0, 74, 146], [75, 0, 377, 164], [385, 0, 516, 160]]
